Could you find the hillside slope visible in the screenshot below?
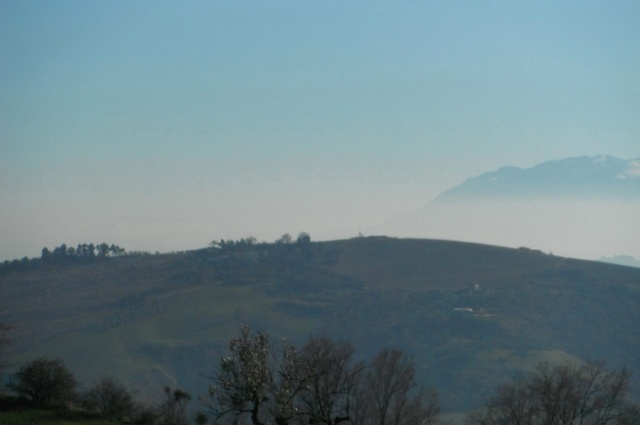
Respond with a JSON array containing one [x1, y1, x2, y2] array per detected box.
[[2, 237, 639, 413]]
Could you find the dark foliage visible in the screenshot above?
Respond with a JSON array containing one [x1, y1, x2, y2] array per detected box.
[[8, 357, 76, 408], [0, 321, 10, 372], [0, 242, 126, 274], [132, 386, 193, 425], [41, 243, 126, 261], [157, 386, 192, 425]]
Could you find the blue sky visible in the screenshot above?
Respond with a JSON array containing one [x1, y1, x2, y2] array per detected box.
[[1, 1, 639, 260]]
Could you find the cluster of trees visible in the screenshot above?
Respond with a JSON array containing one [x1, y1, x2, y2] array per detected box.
[[275, 233, 311, 246], [0, 242, 128, 273], [2, 325, 639, 425], [201, 327, 640, 425], [41, 243, 126, 260], [207, 233, 322, 272], [213, 238, 259, 251], [4, 356, 196, 425], [467, 360, 639, 425], [202, 326, 439, 425], [211, 233, 312, 252]]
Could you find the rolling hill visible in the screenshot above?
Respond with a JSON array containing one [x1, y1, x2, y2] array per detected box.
[[2, 237, 640, 414]]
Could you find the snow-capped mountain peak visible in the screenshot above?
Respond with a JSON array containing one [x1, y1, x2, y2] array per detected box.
[[432, 155, 640, 202]]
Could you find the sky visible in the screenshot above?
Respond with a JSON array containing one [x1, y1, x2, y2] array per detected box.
[[1, 0, 639, 261]]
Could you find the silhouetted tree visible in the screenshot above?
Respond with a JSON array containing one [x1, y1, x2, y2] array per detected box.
[[97, 242, 110, 257], [76, 243, 96, 257], [296, 233, 311, 246], [40, 243, 125, 262], [0, 321, 10, 373], [8, 357, 76, 407], [109, 244, 125, 256], [617, 403, 640, 425], [53, 244, 68, 259], [297, 336, 362, 425], [202, 327, 437, 425]]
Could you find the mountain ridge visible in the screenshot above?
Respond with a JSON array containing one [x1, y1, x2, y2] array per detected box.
[[432, 155, 640, 202]]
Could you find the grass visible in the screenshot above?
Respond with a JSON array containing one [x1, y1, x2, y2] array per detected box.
[[0, 409, 121, 425]]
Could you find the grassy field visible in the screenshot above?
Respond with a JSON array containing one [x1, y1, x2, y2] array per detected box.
[[0, 409, 121, 425]]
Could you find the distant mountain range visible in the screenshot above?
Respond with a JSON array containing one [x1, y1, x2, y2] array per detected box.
[[432, 155, 640, 202]]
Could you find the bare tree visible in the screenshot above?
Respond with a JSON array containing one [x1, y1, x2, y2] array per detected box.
[[297, 336, 363, 425], [80, 377, 137, 421], [617, 403, 640, 425], [466, 378, 533, 425], [353, 349, 438, 425], [203, 327, 438, 425], [466, 360, 634, 425]]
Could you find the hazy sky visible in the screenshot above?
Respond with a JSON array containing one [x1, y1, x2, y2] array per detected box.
[[1, 1, 639, 261]]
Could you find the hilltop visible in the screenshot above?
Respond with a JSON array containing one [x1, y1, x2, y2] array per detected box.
[[1, 236, 640, 414]]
